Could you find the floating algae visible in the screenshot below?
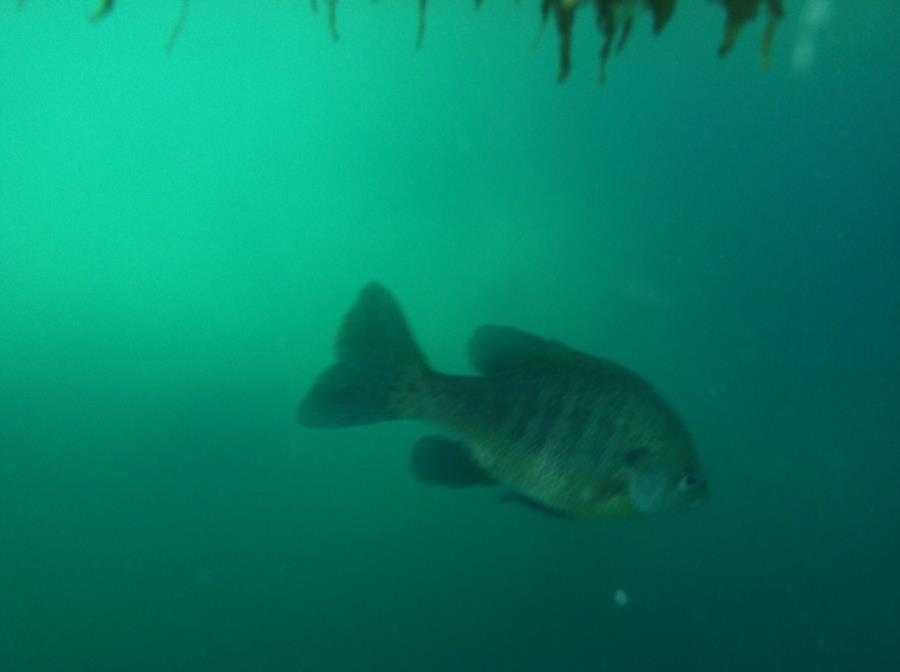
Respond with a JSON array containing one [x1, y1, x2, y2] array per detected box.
[[17, 1, 793, 82]]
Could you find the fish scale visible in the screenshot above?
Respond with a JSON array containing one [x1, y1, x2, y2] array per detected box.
[[298, 282, 708, 518]]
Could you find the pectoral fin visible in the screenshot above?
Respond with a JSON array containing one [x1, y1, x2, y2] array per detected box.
[[410, 436, 495, 488]]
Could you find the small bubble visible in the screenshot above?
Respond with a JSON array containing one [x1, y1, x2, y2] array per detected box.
[[613, 589, 629, 607]]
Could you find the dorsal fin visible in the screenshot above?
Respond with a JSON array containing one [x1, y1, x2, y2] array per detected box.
[[467, 325, 580, 375]]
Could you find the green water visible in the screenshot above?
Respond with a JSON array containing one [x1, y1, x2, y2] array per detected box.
[[1, 2, 898, 670]]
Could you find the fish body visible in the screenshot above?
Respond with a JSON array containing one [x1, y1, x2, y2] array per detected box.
[[298, 282, 707, 518]]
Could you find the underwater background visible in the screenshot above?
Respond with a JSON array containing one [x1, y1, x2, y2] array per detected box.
[[1, 1, 898, 670]]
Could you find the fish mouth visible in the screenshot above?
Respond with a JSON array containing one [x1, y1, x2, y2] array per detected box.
[[683, 485, 709, 511], [690, 478, 710, 505]]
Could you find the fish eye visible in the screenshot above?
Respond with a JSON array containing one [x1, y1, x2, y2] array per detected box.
[[678, 474, 698, 491]]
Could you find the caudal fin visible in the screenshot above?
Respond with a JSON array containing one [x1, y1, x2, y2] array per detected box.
[[297, 282, 430, 428]]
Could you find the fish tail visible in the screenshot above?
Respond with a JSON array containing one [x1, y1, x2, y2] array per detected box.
[[297, 282, 431, 428]]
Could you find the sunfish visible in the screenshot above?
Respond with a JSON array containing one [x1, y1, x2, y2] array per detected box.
[[297, 282, 707, 518]]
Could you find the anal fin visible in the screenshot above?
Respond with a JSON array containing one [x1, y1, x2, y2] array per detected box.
[[500, 493, 572, 519]]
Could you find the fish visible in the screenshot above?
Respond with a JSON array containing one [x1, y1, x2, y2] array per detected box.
[[297, 282, 707, 518]]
